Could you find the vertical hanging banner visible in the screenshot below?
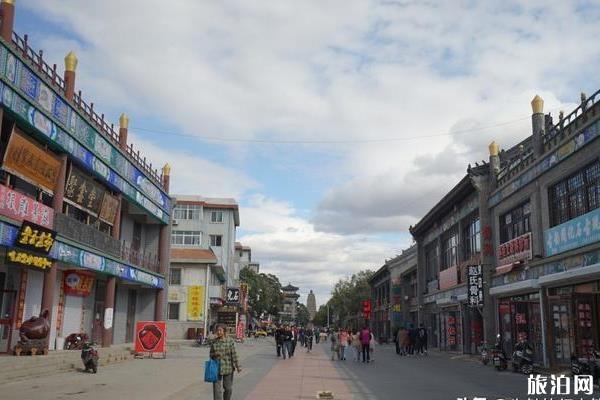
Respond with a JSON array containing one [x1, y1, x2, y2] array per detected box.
[[187, 286, 204, 321], [467, 265, 484, 307]]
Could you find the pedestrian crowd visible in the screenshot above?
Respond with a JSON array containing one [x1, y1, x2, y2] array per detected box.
[[274, 325, 321, 359], [395, 323, 428, 356], [328, 324, 375, 363]]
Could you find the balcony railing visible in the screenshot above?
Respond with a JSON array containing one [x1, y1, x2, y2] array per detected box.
[[55, 213, 160, 273], [54, 212, 121, 258], [120, 241, 159, 273], [9, 31, 164, 188]]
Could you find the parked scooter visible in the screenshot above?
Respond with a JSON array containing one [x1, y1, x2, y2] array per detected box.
[[81, 342, 99, 373], [571, 350, 600, 385], [512, 339, 534, 374], [491, 334, 508, 371]]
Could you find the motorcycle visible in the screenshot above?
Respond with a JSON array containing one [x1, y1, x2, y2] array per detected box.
[[571, 350, 600, 385], [512, 340, 534, 374], [491, 334, 508, 371], [81, 342, 99, 373]]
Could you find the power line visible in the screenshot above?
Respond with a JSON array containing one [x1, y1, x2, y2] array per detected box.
[[129, 109, 557, 145]]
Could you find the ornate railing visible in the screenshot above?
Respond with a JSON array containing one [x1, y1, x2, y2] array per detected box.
[[9, 31, 164, 188], [120, 241, 159, 273], [55, 213, 160, 273]]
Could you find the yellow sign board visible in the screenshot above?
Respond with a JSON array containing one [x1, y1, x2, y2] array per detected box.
[[187, 285, 204, 321]]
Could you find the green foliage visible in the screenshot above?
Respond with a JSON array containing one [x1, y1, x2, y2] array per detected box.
[[296, 303, 310, 326], [313, 304, 328, 327], [240, 267, 283, 318], [326, 269, 374, 326]]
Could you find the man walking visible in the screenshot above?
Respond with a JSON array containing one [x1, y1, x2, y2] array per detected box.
[[275, 325, 283, 357], [417, 323, 428, 355], [306, 328, 313, 353], [282, 326, 293, 359], [210, 324, 242, 400], [359, 324, 371, 363]]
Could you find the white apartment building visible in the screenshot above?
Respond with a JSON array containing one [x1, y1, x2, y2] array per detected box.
[[167, 196, 240, 339], [234, 242, 260, 274]]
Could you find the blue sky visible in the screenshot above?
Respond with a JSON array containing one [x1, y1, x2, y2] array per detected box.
[[15, 1, 600, 305]]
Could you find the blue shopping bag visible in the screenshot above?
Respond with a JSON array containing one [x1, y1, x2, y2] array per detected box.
[[204, 359, 220, 383]]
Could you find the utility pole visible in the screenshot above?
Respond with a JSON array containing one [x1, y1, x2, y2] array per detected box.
[[327, 305, 330, 328]]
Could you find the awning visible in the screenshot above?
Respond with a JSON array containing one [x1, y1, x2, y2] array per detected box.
[[495, 262, 518, 276]]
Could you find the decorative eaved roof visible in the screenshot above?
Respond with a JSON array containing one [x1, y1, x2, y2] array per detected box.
[[282, 283, 299, 291]]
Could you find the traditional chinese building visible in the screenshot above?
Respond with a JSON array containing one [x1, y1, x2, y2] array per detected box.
[[488, 92, 600, 367], [280, 283, 299, 323], [0, 1, 171, 353], [410, 162, 491, 355]]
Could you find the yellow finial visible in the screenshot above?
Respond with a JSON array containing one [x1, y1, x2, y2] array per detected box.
[[2, 0, 15, 5], [488, 141, 499, 157], [531, 95, 544, 114], [162, 163, 171, 176], [64, 51, 78, 72], [119, 113, 129, 129]]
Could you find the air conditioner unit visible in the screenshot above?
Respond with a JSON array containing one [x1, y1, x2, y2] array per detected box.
[[172, 219, 178, 226]]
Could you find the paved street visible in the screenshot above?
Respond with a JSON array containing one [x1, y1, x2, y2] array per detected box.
[[2, 338, 586, 400], [0, 338, 276, 400], [325, 343, 534, 400]]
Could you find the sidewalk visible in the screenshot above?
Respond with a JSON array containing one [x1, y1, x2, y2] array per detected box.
[[245, 344, 354, 400]]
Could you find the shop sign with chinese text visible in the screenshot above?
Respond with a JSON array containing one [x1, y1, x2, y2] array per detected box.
[[226, 287, 240, 304], [6, 248, 52, 270], [65, 166, 105, 215], [63, 270, 94, 296], [187, 285, 204, 321], [545, 207, 600, 257], [2, 128, 61, 193], [15, 220, 56, 255], [0, 184, 53, 228], [467, 265, 484, 307], [498, 232, 532, 266]]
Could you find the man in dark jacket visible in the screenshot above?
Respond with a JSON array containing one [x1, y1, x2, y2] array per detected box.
[[417, 323, 428, 355], [282, 326, 293, 359]]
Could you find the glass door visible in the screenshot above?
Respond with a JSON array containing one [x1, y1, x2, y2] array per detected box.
[[551, 300, 574, 364]]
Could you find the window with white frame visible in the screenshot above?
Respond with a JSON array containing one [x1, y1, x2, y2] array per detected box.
[[171, 230, 202, 246], [173, 204, 202, 220], [210, 234, 223, 247], [211, 211, 224, 223]]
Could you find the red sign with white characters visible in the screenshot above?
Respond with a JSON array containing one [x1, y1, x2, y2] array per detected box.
[[135, 321, 166, 355], [0, 184, 53, 228], [498, 232, 532, 266]]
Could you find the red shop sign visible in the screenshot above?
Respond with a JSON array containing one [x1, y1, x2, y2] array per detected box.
[[0, 184, 54, 229], [498, 232, 532, 266], [63, 270, 95, 297], [135, 321, 166, 356]]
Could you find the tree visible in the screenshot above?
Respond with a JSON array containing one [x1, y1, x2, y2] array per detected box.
[[296, 303, 310, 326], [326, 269, 374, 328], [240, 267, 283, 319], [313, 304, 328, 327]]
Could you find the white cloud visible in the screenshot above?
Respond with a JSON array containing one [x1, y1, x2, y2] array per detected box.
[[239, 194, 406, 304], [127, 132, 258, 198]]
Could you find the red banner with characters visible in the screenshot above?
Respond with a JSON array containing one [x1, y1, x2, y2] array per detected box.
[[63, 270, 95, 296], [0, 184, 54, 228], [135, 321, 166, 355]]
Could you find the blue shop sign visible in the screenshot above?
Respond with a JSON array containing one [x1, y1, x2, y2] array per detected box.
[[545, 208, 600, 257]]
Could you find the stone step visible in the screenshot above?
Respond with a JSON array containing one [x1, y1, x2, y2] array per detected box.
[[0, 344, 134, 386]]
